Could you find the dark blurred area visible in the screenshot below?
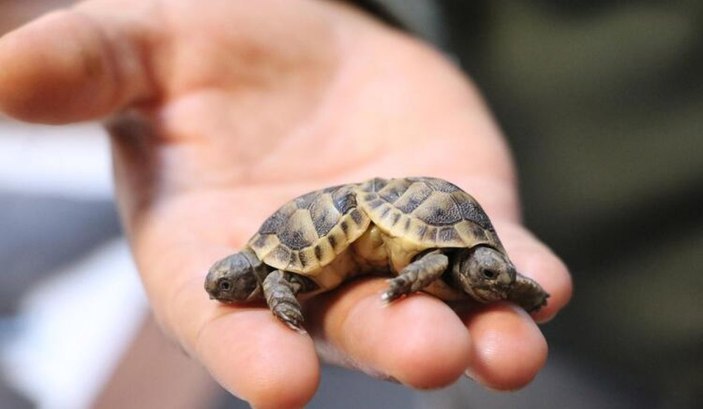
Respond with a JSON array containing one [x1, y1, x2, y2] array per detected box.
[[439, 0, 702, 407], [1, 1, 701, 408]]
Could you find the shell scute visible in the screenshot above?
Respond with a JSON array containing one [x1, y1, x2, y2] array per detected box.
[[393, 182, 432, 214], [258, 202, 295, 235], [277, 209, 318, 250], [414, 191, 462, 226], [309, 194, 340, 237], [331, 185, 357, 214], [455, 193, 493, 231]]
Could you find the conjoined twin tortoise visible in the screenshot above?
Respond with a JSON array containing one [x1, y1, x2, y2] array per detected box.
[[205, 177, 548, 331]]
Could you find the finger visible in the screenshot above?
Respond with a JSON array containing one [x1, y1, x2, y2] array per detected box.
[[196, 309, 320, 409], [308, 278, 472, 389], [494, 221, 573, 323], [462, 303, 548, 390], [0, 3, 153, 123], [455, 221, 570, 390], [139, 242, 321, 409]]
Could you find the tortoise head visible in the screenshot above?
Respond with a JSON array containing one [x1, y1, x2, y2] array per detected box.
[[205, 249, 263, 303], [452, 246, 516, 303]]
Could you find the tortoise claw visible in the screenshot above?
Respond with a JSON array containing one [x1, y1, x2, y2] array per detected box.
[[381, 279, 408, 303], [283, 320, 307, 335], [380, 290, 398, 303], [273, 305, 306, 333]]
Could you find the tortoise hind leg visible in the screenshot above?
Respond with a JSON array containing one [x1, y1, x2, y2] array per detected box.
[[382, 250, 448, 302], [263, 270, 316, 333]]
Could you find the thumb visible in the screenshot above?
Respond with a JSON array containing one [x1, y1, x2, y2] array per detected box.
[[0, 4, 154, 124]]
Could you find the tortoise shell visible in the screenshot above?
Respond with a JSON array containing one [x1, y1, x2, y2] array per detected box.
[[247, 177, 504, 297], [248, 183, 370, 273], [357, 177, 504, 267]]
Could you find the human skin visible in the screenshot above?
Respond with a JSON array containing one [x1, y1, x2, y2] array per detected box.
[[0, 1, 572, 408]]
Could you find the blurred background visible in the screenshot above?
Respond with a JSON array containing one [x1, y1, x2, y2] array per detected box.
[[0, 1, 701, 408]]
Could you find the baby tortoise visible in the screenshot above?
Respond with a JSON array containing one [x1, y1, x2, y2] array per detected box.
[[205, 177, 548, 331]]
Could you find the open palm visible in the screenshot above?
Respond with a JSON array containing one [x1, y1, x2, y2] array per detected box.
[[0, 1, 571, 408]]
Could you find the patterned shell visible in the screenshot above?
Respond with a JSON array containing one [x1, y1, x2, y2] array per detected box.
[[248, 184, 371, 274], [357, 177, 504, 252], [248, 177, 504, 278]]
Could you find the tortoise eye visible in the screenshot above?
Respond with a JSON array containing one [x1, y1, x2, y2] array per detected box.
[[481, 269, 498, 280], [219, 280, 232, 291]]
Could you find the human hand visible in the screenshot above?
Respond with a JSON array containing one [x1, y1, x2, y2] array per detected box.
[[0, 1, 572, 408]]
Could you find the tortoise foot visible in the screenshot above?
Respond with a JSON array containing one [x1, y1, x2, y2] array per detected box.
[[381, 277, 411, 303]]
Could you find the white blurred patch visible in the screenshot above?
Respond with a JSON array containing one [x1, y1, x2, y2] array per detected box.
[[0, 119, 113, 199], [1, 239, 147, 409]]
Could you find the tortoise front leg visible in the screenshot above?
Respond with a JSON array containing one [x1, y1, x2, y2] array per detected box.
[[262, 270, 312, 332], [508, 274, 550, 312], [382, 250, 449, 302]]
